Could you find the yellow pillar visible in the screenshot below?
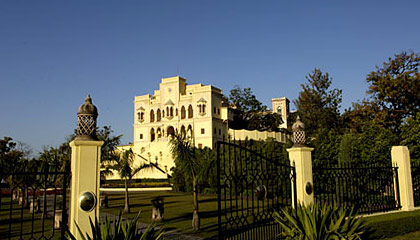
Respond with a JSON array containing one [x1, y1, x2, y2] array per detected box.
[[392, 146, 414, 211], [69, 140, 103, 238], [287, 147, 314, 207]]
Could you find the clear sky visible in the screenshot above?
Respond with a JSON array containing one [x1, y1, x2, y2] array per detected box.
[[0, 1, 419, 155]]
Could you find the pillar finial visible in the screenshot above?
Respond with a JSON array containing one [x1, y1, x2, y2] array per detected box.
[[292, 116, 306, 147], [76, 94, 98, 140]]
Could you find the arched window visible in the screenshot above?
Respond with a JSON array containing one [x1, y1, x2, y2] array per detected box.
[[188, 105, 193, 118], [277, 106, 282, 115], [150, 110, 155, 122], [170, 107, 174, 117], [137, 112, 144, 122], [180, 125, 186, 137], [181, 106, 186, 119], [162, 110, 165, 118], [157, 109, 161, 121], [150, 128, 155, 142], [198, 103, 206, 115]]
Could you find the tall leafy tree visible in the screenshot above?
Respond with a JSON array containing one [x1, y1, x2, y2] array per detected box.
[[0, 137, 24, 173], [401, 113, 420, 163], [228, 86, 284, 131], [169, 133, 200, 230], [97, 126, 123, 181], [229, 86, 267, 112], [365, 51, 420, 134], [294, 68, 343, 136]]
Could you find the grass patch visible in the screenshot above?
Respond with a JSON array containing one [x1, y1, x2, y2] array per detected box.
[[100, 190, 218, 239], [101, 191, 420, 239], [0, 196, 64, 239], [365, 209, 420, 239]]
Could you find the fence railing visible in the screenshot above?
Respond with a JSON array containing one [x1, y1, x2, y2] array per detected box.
[[411, 162, 420, 207], [217, 140, 295, 240], [0, 171, 68, 240], [313, 163, 400, 214]]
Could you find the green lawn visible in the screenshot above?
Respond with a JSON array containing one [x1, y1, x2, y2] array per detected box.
[[0, 197, 64, 240], [3, 189, 420, 239], [102, 190, 420, 239], [364, 209, 420, 239], [101, 191, 219, 239]]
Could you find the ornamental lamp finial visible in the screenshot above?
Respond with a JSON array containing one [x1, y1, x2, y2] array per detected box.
[[75, 94, 98, 140], [292, 116, 306, 147]]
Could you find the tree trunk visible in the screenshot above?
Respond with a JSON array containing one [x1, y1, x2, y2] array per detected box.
[[192, 177, 200, 230], [124, 178, 130, 213]]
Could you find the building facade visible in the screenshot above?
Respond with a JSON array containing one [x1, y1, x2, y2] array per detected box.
[[114, 76, 230, 179], [112, 76, 289, 179]]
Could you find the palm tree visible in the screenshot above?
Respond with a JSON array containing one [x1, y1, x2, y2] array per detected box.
[[113, 149, 154, 213], [169, 133, 200, 230]]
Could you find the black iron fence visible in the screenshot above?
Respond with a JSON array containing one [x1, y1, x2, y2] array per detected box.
[[411, 161, 420, 207], [313, 163, 400, 214], [217, 140, 295, 240], [0, 170, 68, 240]]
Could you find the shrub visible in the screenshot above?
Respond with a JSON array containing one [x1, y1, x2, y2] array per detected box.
[[66, 211, 163, 240], [274, 203, 373, 240]]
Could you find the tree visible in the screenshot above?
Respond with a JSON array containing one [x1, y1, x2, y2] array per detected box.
[[338, 122, 398, 167], [401, 113, 420, 163], [312, 129, 341, 167], [246, 111, 284, 131], [229, 86, 267, 113], [0, 137, 26, 205], [366, 51, 420, 134], [342, 100, 380, 133], [294, 68, 343, 136], [228, 86, 284, 131], [0, 137, 24, 174], [169, 133, 200, 230], [112, 149, 154, 213], [97, 126, 123, 182]]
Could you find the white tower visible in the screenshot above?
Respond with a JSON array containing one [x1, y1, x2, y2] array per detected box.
[[271, 97, 290, 129]]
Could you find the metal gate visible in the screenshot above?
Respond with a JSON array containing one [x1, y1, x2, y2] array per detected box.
[[313, 163, 401, 214], [0, 169, 69, 240], [411, 162, 420, 207], [217, 140, 296, 240]]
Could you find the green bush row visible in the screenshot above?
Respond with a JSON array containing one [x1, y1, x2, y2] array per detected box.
[[101, 181, 171, 188]]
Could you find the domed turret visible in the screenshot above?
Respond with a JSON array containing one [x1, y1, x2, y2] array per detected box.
[[76, 95, 98, 140]]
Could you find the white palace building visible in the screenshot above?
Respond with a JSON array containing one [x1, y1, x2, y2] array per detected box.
[[112, 76, 289, 179]]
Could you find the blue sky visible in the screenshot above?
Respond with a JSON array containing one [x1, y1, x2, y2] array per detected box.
[[0, 1, 419, 155]]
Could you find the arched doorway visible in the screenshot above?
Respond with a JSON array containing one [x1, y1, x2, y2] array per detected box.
[[187, 125, 193, 138], [180, 125, 186, 137], [150, 128, 155, 142], [167, 126, 175, 137], [157, 128, 162, 138]]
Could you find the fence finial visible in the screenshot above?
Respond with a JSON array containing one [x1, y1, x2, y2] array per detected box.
[[76, 94, 98, 140], [292, 116, 306, 147]]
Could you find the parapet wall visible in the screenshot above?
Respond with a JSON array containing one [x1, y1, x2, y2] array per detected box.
[[228, 129, 287, 143]]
